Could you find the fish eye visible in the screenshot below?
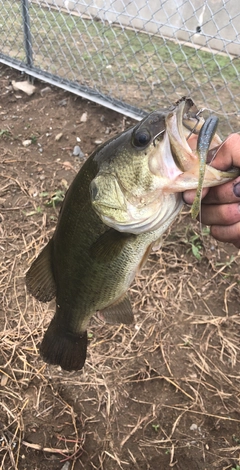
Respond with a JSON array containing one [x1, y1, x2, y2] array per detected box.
[[132, 128, 151, 149]]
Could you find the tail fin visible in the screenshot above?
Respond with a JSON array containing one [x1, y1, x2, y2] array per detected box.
[[40, 317, 88, 371]]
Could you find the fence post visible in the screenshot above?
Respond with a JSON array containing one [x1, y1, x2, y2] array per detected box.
[[21, 0, 33, 67]]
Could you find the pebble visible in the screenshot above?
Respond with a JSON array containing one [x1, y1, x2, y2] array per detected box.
[[1, 374, 8, 386], [41, 86, 51, 95], [190, 423, 198, 431], [80, 112, 88, 122], [55, 132, 63, 141], [94, 139, 103, 145], [72, 145, 85, 158], [58, 98, 68, 106], [22, 139, 32, 147]]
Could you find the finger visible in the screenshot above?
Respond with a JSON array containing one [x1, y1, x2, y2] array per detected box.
[[203, 177, 240, 205], [200, 202, 240, 226], [183, 133, 240, 205], [210, 222, 240, 248], [207, 133, 240, 170], [183, 188, 208, 205], [184, 175, 240, 205]]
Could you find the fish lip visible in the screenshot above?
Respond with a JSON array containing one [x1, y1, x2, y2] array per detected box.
[[165, 98, 203, 173], [149, 99, 197, 181]]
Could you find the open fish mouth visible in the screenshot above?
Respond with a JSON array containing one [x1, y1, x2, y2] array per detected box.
[[160, 98, 217, 177], [163, 98, 239, 218], [90, 97, 239, 234]]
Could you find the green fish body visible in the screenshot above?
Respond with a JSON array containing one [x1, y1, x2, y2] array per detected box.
[[26, 98, 239, 371]]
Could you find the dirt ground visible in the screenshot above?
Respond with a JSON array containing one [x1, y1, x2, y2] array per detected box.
[[0, 63, 240, 470]]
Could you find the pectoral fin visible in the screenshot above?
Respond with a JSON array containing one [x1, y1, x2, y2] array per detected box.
[[98, 293, 134, 325], [151, 237, 163, 252], [90, 229, 135, 263], [26, 238, 56, 302]]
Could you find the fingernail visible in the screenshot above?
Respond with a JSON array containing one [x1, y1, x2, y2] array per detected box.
[[233, 182, 240, 198]]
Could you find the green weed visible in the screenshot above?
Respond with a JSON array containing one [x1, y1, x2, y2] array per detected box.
[[0, 129, 11, 138], [39, 187, 66, 210], [30, 135, 38, 144], [23, 206, 43, 217], [186, 226, 210, 261]]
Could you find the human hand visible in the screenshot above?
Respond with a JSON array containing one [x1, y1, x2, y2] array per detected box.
[[183, 133, 240, 248]]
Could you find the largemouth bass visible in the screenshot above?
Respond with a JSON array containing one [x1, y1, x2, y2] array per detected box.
[[26, 97, 239, 371]]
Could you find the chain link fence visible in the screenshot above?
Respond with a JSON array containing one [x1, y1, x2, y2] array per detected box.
[[0, 0, 240, 135]]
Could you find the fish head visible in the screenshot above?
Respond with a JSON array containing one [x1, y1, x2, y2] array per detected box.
[[90, 98, 238, 234]]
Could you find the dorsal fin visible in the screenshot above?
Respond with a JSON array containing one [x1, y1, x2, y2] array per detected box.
[[26, 238, 56, 302], [98, 293, 134, 325]]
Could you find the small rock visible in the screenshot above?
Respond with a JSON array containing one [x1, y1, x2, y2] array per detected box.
[[1, 374, 8, 386], [55, 133, 63, 141], [11, 80, 36, 96], [58, 98, 68, 106], [76, 136, 81, 142], [80, 112, 88, 122], [41, 86, 51, 96], [22, 139, 32, 147], [94, 139, 103, 145], [190, 423, 198, 431], [72, 145, 84, 158]]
